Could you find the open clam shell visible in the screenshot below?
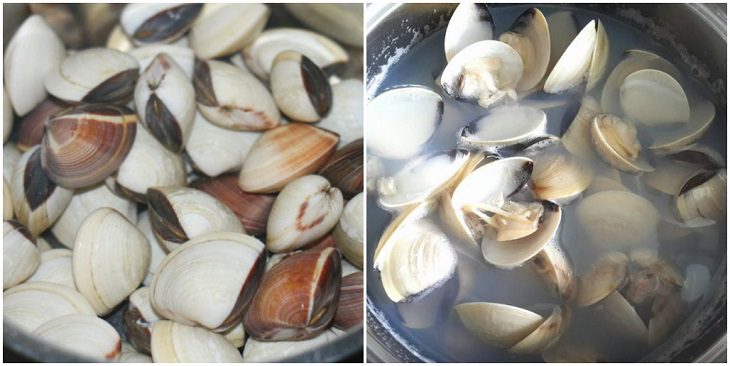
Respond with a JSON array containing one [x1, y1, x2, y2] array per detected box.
[[498, 8, 550, 92], [3, 282, 96, 332], [509, 305, 571, 354], [642, 145, 723, 196], [459, 106, 547, 151], [238, 123, 339, 193], [591, 113, 654, 173], [26, 248, 75, 289], [366, 86, 442, 160], [317, 79, 364, 147], [150, 320, 243, 362], [334, 271, 364, 329], [151, 232, 266, 332], [373, 200, 435, 265], [444, 4, 494, 61], [575, 251, 629, 307], [333, 192, 364, 269], [521, 137, 593, 204], [599, 291, 648, 344], [73, 208, 151, 315], [189, 4, 269, 60], [123, 286, 160, 355], [120, 4, 202, 45], [34, 314, 122, 361], [3, 220, 41, 289], [244, 247, 341, 341], [16, 98, 67, 151], [455, 302, 545, 349], [620, 69, 690, 127], [271, 51, 332, 123], [561, 96, 603, 158], [674, 169, 726, 225], [586, 20, 609, 90], [319, 138, 363, 200], [543, 20, 597, 93], [648, 99, 716, 152]]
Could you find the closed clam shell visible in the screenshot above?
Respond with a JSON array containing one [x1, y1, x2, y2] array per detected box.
[[190, 174, 276, 237], [3, 282, 96, 332], [129, 44, 195, 79], [271, 51, 332, 122], [455, 302, 545, 348], [4, 15, 65, 116], [334, 271, 364, 329], [137, 211, 167, 286], [244, 247, 342, 341], [51, 183, 137, 248], [134, 53, 196, 152], [242, 28, 349, 80], [27, 248, 75, 289], [649, 99, 716, 152], [16, 98, 67, 151], [150, 232, 266, 331], [459, 106, 547, 151], [73, 207, 151, 315], [444, 4, 494, 61], [242, 328, 345, 362], [147, 186, 245, 251], [45, 48, 139, 104], [189, 3, 269, 59], [123, 286, 161, 355], [333, 192, 364, 268], [194, 59, 280, 131], [120, 4, 202, 45], [238, 123, 339, 193], [41, 104, 137, 189], [3, 220, 41, 289], [33, 314, 122, 361], [267, 175, 343, 253], [319, 139, 363, 200], [317, 79, 364, 147], [521, 137, 593, 204], [11, 146, 74, 237], [150, 320, 243, 362], [285, 4, 363, 47]]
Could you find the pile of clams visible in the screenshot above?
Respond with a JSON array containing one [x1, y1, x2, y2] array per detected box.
[[3, 3, 363, 362], [368, 4, 723, 362]]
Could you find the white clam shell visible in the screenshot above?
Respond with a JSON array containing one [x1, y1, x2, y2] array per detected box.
[[561, 96, 602, 158], [189, 3, 269, 59], [643, 158, 701, 195], [366, 86, 442, 159], [222, 322, 246, 349], [498, 8, 550, 92], [3, 282, 96, 332], [674, 169, 726, 225], [444, 4, 494, 61], [333, 192, 364, 269], [120, 342, 153, 363], [543, 20, 597, 94], [129, 44, 195, 79], [242, 328, 345, 362], [4, 86, 13, 142], [586, 20, 609, 90], [120, 4, 186, 41], [649, 98, 716, 152], [138, 211, 167, 286], [620, 69, 690, 127], [4, 15, 65, 116], [3, 221, 41, 289], [151, 320, 243, 362], [598, 291, 648, 343], [4, 142, 22, 182], [106, 25, 134, 52], [591, 114, 654, 173], [4, 178, 13, 220], [575, 251, 629, 307], [317, 79, 364, 147], [50, 183, 137, 249], [284, 3, 363, 47], [521, 138, 593, 203], [267, 175, 343, 253], [73, 207, 151, 315], [455, 302, 545, 348], [33, 314, 122, 361], [509, 305, 570, 354], [27, 248, 75, 289], [186, 111, 259, 177], [460, 106, 547, 150]]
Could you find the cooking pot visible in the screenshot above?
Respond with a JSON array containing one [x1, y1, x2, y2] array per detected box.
[[365, 3, 726, 362]]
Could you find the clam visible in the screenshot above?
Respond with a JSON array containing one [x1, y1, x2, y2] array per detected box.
[[444, 4, 494, 61], [189, 3, 269, 59], [643, 146, 721, 195], [4, 142, 22, 182], [648, 291, 686, 348], [591, 113, 654, 173], [194, 59, 280, 131], [271, 51, 332, 122], [134, 53, 196, 152], [378, 149, 469, 209], [242, 28, 349, 80], [27, 248, 75, 289], [544, 20, 608, 94], [319, 139, 363, 200], [150, 320, 243, 362], [41, 104, 137, 189], [242, 328, 345, 362], [674, 169, 726, 226], [11, 146, 74, 237], [3, 87, 12, 143], [120, 4, 202, 44], [625, 249, 683, 305], [4, 178, 13, 220], [73, 207, 150, 315], [333, 193, 364, 269], [186, 111, 260, 177], [266, 175, 343, 253], [222, 322, 246, 349], [123, 286, 160, 355], [680, 263, 711, 303], [128, 44, 195, 79], [598, 291, 648, 343], [586, 19, 610, 90], [244, 247, 341, 341], [4, 15, 65, 116], [317, 79, 364, 147], [575, 251, 629, 307], [561, 96, 602, 158], [3, 282, 96, 332], [334, 271, 364, 329], [113, 123, 186, 202], [366, 155, 385, 193], [459, 106, 547, 151], [374, 203, 436, 265], [366, 86, 442, 159], [649, 99, 717, 153], [238, 123, 339, 193], [50, 183, 137, 249], [441, 40, 523, 108], [33, 314, 122, 361], [137, 211, 167, 286], [121, 342, 153, 363], [16, 98, 66, 152], [544, 11, 579, 77], [190, 174, 276, 236], [3, 220, 41, 289], [151, 232, 266, 331], [147, 186, 244, 251], [662, 144, 725, 169], [498, 8, 550, 92], [620, 69, 690, 127], [576, 190, 659, 250], [45, 48, 139, 104], [285, 4, 363, 47], [106, 25, 135, 52]]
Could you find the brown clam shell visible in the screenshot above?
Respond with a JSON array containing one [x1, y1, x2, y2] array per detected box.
[[300, 54, 333, 118], [123, 304, 152, 355], [333, 271, 363, 329], [41, 104, 137, 189], [318, 138, 363, 199], [17, 98, 67, 151], [238, 123, 339, 193], [132, 4, 202, 44], [190, 174, 276, 237], [244, 247, 342, 341]]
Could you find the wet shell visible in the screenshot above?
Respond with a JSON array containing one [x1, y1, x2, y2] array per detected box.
[[543, 20, 597, 93], [4, 15, 65, 116], [455, 302, 544, 349], [11, 146, 74, 237], [271, 51, 332, 122], [498, 8, 550, 92], [242, 328, 344, 362], [41, 104, 137, 189], [3, 220, 41, 289], [3, 282, 96, 332], [333, 271, 364, 329], [266, 175, 343, 253], [128, 44, 195, 79], [599, 291, 648, 343], [238, 123, 339, 193], [16, 98, 67, 151], [194, 59, 280, 131], [150, 320, 243, 362], [317, 79, 364, 147], [591, 113, 654, 173], [244, 247, 341, 341], [649, 99, 716, 152], [508, 305, 571, 354], [123, 286, 160, 355], [575, 251, 629, 307], [333, 193, 364, 269], [561, 96, 602, 158], [459, 106, 547, 151], [27, 248, 75, 289], [521, 137, 593, 203], [151, 232, 266, 331], [73, 208, 151, 315], [45, 48, 139, 104], [675, 169, 726, 225], [33, 314, 122, 361], [120, 4, 202, 44], [189, 3, 269, 59], [444, 4, 494, 61], [620, 69, 690, 127], [147, 186, 244, 251], [319, 139, 363, 200]]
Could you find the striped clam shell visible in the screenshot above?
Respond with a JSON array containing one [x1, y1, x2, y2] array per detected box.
[[318, 138, 363, 200], [333, 271, 363, 329], [16, 98, 67, 151], [41, 104, 137, 189], [150, 320, 243, 362], [33, 314, 122, 361], [3, 282, 96, 332], [3, 220, 41, 289]]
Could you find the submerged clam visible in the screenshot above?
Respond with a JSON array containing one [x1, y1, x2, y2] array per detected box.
[[674, 169, 726, 226], [620, 69, 690, 127], [561, 96, 602, 158], [520, 137, 593, 204], [543, 20, 608, 93], [498, 8, 550, 93], [459, 106, 547, 151], [591, 113, 654, 173], [270, 51, 332, 122], [444, 3, 494, 61]]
